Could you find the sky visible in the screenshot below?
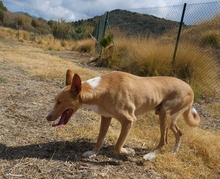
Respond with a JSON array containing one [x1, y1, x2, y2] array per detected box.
[[2, 0, 219, 23]]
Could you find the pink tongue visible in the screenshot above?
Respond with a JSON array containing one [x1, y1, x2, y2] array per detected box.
[[52, 112, 66, 128], [52, 109, 73, 128]]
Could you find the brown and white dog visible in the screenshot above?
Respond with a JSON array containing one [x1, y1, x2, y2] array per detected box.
[[46, 69, 200, 160]]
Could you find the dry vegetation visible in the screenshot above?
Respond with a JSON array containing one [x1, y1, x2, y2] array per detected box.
[[0, 15, 220, 178], [0, 25, 220, 179]]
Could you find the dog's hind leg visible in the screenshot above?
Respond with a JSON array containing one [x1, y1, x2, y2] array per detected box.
[[169, 120, 182, 153], [83, 116, 112, 158], [143, 110, 171, 160]]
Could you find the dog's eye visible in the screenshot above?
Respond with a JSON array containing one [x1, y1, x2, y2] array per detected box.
[[57, 101, 62, 105]]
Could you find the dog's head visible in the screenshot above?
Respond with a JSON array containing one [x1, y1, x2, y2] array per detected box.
[[46, 69, 82, 128]]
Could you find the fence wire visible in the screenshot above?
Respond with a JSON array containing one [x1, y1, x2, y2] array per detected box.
[[128, 1, 220, 98]]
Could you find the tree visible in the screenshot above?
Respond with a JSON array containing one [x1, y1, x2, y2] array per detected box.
[[0, 0, 7, 24], [0, 1, 7, 11], [0, 8, 4, 24]]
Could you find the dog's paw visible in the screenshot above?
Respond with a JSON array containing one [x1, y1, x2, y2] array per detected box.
[[143, 152, 156, 161], [126, 148, 135, 156], [82, 151, 97, 158], [120, 148, 135, 156]]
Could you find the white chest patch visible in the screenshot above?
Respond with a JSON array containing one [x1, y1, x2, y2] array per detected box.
[[81, 104, 113, 118], [86, 76, 101, 88], [82, 104, 100, 114]]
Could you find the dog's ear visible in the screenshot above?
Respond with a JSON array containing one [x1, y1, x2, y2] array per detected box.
[[66, 69, 74, 86], [71, 74, 81, 94]]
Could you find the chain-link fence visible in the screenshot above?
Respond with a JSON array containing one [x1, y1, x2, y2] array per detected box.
[[126, 1, 220, 98]]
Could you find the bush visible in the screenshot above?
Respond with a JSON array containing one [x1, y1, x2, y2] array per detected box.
[[201, 33, 219, 48]]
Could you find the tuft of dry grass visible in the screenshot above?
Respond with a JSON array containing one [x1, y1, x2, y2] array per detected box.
[[0, 27, 30, 41], [75, 38, 95, 53], [200, 32, 220, 48], [34, 35, 76, 51], [0, 27, 17, 39]]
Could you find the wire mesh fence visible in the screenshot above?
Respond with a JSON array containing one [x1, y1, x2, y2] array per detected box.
[[127, 1, 220, 98]]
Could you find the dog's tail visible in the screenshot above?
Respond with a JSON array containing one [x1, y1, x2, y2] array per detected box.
[[182, 106, 200, 127]]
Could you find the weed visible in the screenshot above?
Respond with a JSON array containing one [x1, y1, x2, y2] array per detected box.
[[0, 76, 7, 83]]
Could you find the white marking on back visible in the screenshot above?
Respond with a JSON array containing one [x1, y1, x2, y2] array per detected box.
[[86, 76, 101, 88]]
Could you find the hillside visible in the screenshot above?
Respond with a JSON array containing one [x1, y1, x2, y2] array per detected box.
[[78, 9, 180, 36], [1, 0, 180, 38]]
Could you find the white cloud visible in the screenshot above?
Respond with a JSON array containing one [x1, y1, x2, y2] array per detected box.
[[2, 0, 216, 22]]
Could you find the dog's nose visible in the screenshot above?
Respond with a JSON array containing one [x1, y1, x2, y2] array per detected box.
[[46, 115, 51, 121]]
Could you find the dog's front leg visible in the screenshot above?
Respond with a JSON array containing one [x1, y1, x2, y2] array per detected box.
[[114, 118, 135, 156], [82, 116, 112, 158]]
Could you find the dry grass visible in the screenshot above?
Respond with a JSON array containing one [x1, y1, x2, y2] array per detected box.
[[58, 110, 220, 179], [0, 27, 83, 53], [110, 36, 174, 75], [108, 35, 220, 98], [0, 26, 220, 178], [181, 14, 220, 46], [156, 128, 220, 179], [173, 44, 219, 98], [0, 39, 99, 80], [75, 38, 96, 53], [2, 23, 218, 98], [0, 27, 19, 39], [34, 35, 78, 52], [0, 27, 30, 41]]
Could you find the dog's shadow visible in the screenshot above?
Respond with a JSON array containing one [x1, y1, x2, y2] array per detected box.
[[0, 141, 147, 166]]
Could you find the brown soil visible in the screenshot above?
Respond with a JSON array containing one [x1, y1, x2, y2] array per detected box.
[[0, 46, 219, 179]]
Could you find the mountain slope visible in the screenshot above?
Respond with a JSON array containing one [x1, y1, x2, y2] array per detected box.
[[81, 9, 180, 36]]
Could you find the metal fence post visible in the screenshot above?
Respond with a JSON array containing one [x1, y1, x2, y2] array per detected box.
[[172, 3, 187, 64]]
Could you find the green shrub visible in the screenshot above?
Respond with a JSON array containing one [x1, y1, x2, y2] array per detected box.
[[99, 33, 113, 48]]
